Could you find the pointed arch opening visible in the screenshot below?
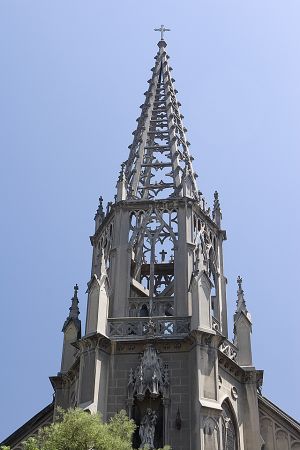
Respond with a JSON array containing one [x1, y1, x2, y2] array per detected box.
[[221, 400, 239, 450]]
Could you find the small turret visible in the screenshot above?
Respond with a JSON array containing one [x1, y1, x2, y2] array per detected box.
[[233, 276, 253, 367], [60, 284, 81, 373]]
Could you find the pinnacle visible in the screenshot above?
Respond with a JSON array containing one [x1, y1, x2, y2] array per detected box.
[[69, 284, 80, 319], [214, 191, 220, 209], [62, 284, 81, 332], [212, 191, 222, 226], [95, 196, 104, 215], [235, 276, 248, 315], [118, 161, 126, 182]]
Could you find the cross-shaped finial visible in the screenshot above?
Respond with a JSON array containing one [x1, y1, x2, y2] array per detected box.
[[237, 276, 243, 291], [154, 25, 170, 41]]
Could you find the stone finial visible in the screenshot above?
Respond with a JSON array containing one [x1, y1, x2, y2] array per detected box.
[[237, 275, 242, 291], [212, 191, 222, 226], [236, 276, 248, 315], [69, 284, 80, 319], [106, 201, 113, 215], [234, 276, 253, 366], [118, 162, 126, 182], [154, 24, 170, 42], [94, 196, 105, 231], [214, 191, 220, 210], [97, 196, 104, 213], [116, 161, 128, 201], [95, 196, 105, 220], [62, 284, 81, 334]]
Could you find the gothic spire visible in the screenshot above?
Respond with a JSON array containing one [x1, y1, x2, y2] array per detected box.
[[124, 35, 199, 201]]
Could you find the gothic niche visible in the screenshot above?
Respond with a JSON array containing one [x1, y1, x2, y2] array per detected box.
[[128, 345, 169, 449]]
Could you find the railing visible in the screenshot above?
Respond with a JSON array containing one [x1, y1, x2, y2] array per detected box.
[[219, 339, 238, 362], [108, 316, 191, 338]]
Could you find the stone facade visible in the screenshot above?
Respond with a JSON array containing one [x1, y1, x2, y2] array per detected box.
[[2, 35, 300, 450]]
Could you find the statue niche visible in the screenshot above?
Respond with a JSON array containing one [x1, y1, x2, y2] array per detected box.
[[128, 345, 169, 449]]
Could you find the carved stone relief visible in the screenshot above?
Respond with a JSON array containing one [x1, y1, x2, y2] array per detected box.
[[128, 344, 169, 401]]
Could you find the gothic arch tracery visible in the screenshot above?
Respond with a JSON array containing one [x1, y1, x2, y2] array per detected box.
[[128, 208, 178, 316]]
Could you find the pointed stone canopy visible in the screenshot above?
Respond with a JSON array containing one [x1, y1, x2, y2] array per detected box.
[[124, 39, 199, 200]]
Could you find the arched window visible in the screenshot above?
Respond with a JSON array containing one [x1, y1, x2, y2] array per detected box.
[[222, 402, 238, 450]]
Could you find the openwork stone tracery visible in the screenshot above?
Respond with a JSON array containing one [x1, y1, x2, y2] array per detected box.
[[129, 207, 178, 317], [124, 41, 199, 202]]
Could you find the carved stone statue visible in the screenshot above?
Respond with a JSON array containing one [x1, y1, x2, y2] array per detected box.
[[139, 408, 157, 449]]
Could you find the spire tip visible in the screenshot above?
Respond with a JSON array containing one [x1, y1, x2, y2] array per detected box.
[[154, 25, 170, 45]]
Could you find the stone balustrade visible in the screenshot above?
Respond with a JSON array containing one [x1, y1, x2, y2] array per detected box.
[[108, 316, 191, 338]]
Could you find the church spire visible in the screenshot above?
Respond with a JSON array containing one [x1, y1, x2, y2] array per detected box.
[[124, 32, 199, 201]]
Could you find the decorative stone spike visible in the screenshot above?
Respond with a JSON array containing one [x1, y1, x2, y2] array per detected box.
[[118, 162, 126, 182], [94, 196, 105, 230], [212, 191, 222, 227], [234, 276, 253, 367], [117, 162, 127, 201], [62, 284, 81, 332], [69, 284, 79, 319], [236, 276, 248, 314]]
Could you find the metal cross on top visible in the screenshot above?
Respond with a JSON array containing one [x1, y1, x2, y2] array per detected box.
[[154, 24, 170, 41]]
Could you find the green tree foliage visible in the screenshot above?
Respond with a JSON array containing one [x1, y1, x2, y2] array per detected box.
[[1, 408, 171, 450], [25, 409, 134, 450]]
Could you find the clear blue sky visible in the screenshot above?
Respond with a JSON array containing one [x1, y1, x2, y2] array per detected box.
[[1, 0, 299, 440]]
